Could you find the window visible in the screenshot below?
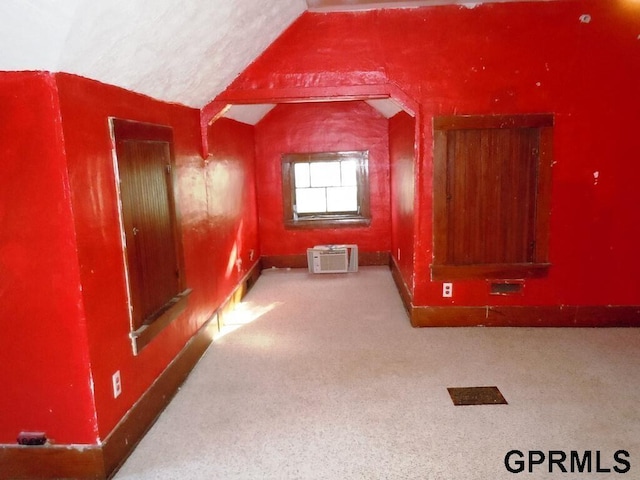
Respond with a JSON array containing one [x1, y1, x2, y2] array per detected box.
[[111, 118, 190, 354], [281, 151, 370, 228], [431, 114, 553, 280]]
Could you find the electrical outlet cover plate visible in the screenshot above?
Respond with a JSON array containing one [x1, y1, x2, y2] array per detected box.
[[112, 371, 122, 398], [17, 432, 47, 446], [443, 283, 453, 298]]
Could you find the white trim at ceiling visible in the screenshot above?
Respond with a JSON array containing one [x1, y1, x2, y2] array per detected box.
[[222, 104, 277, 125], [221, 97, 406, 125]]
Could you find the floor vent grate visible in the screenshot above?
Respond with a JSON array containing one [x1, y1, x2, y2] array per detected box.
[[447, 386, 508, 406]]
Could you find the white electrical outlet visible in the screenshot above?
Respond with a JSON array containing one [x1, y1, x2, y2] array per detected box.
[[443, 283, 453, 298], [112, 371, 122, 398]]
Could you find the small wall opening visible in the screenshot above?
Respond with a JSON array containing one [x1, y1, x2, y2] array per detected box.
[[489, 281, 524, 296]]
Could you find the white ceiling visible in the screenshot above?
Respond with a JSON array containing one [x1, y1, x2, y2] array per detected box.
[[0, 0, 307, 108], [0, 0, 558, 110]]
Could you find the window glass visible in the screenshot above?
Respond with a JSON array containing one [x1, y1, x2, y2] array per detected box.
[[294, 162, 310, 188], [296, 162, 359, 214], [327, 186, 357, 212], [310, 161, 341, 187], [296, 187, 327, 213], [340, 160, 358, 186], [282, 151, 370, 228]]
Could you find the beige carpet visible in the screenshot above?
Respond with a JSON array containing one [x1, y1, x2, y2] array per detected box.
[[114, 266, 640, 479]]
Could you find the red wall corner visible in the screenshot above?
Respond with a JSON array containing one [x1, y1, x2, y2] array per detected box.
[[0, 71, 98, 444], [229, 0, 640, 313], [389, 110, 417, 294], [54, 73, 261, 442]]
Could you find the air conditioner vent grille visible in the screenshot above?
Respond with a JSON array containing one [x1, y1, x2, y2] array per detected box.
[[319, 250, 348, 272], [307, 245, 358, 274]]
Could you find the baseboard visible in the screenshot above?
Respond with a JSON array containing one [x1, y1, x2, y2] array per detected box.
[[101, 316, 218, 477], [387, 259, 640, 327], [0, 261, 262, 480], [103, 261, 262, 477], [261, 254, 308, 269], [0, 445, 105, 480], [390, 255, 412, 316], [214, 263, 261, 332], [410, 305, 640, 327], [261, 251, 390, 270]]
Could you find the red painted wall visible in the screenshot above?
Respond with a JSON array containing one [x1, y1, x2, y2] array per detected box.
[[3, 0, 639, 447], [254, 101, 391, 256], [389, 111, 416, 290], [56, 73, 260, 442], [226, 0, 640, 309], [206, 117, 260, 303], [0, 72, 259, 446], [0, 72, 97, 444]]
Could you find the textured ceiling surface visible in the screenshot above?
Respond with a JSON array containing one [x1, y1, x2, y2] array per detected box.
[[0, 0, 306, 108], [1, 0, 557, 109]]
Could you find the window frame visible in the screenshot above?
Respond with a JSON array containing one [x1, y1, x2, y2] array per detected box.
[[110, 118, 190, 354], [281, 150, 371, 229], [431, 114, 554, 280]]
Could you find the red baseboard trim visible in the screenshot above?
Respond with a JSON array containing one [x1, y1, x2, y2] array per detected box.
[[261, 251, 390, 270], [389, 258, 640, 327], [0, 445, 105, 480], [410, 305, 640, 327], [389, 256, 412, 317]]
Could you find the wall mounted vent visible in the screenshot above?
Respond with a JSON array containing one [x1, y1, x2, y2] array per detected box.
[[489, 280, 524, 296], [307, 245, 358, 274]]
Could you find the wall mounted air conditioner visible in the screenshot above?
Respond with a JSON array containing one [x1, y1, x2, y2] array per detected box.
[[307, 245, 358, 274]]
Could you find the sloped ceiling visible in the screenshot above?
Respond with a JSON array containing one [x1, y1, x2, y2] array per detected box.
[[0, 0, 307, 108], [0, 0, 558, 109]]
